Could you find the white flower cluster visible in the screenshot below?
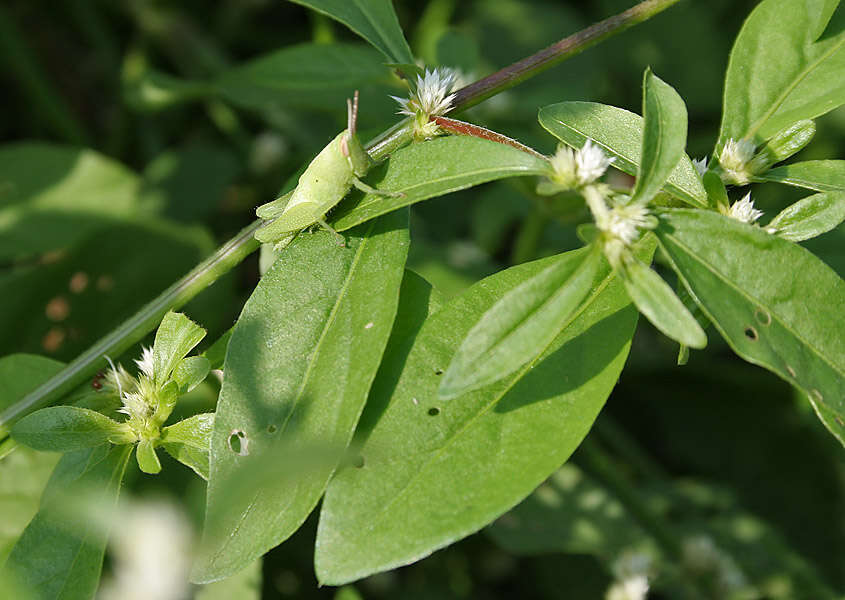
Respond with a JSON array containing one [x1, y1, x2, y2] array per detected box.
[[606, 552, 651, 600], [392, 68, 457, 119], [718, 138, 756, 185], [726, 192, 763, 224], [548, 140, 615, 189], [104, 346, 158, 438], [605, 203, 654, 246]]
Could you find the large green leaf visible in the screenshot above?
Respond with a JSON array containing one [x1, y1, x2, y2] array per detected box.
[[0, 143, 150, 260], [538, 102, 707, 208], [656, 209, 845, 444], [719, 0, 845, 144], [439, 245, 604, 399], [193, 210, 409, 582], [331, 136, 550, 231], [629, 70, 688, 206], [757, 160, 845, 193], [288, 0, 414, 64], [215, 43, 392, 113], [3, 444, 132, 600], [315, 250, 640, 585]]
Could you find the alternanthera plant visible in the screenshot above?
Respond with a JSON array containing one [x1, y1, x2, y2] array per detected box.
[[1, 0, 844, 598]]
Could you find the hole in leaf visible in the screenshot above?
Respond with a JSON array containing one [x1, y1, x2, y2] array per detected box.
[[754, 308, 772, 326], [428, 407, 440, 416], [353, 455, 365, 468], [228, 429, 249, 456], [743, 326, 758, 341], [267, 424, 278, 434], [434, 368, 444, 376]]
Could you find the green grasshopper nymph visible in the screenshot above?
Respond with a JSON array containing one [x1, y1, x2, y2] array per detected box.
[[254, 91, 403, 247]]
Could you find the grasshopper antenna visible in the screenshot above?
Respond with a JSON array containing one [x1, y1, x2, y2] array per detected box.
[[347, 90, 359, 136]]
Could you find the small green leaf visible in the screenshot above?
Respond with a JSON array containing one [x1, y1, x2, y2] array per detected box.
[[656, 208, 845, 444], [215, 43, 392, 113], [439, 245, 604, 399], [719, 0, 845, 144], [136, 439, 162, 474], [152, 311, 206, 387], [4, 444, 132, 600], [629, 69, 688, 206], [194, 210, 409, 583], [161, 413, 214, 480], [757, 160, 845, 193], [11, 406, 130, 452], [749, 119, 816, 172], [621, 257, 707, 349], [331, 136, 550, 231], [767, 192, 845, 242], [288, 0, 414, 64], [539, 102, 706, 207], [315, 250, 640, 585], [702, 170, 730, 211], [172, 356, 211, 393]]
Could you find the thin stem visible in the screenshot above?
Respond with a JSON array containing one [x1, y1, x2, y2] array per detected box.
[[451, 0, 683, 112], [0, 0, 681, 437]]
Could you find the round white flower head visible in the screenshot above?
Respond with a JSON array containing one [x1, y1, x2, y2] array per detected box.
[[605, 575, 650, 600], [391, 67, 457, 118], [727, 192, 763, 224], [548, 140, 614, 189], [692, 157, 708, 177], [134, 345, 155, 380], [606, 203, 653, 246], [606, 552, 651, 600], [718, 138, 756, 185]]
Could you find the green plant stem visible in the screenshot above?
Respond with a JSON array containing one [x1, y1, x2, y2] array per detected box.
[[0, 0, 681, 439], [451, 0, 683, 112]]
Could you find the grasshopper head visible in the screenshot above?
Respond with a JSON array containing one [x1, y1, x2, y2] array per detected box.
[[342, 91, 372, 177]]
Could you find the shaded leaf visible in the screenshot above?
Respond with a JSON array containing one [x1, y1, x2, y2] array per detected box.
[[656, 209, 845, 443], [0, 354, 64, 414], [315, 249, 640, 584], [193, 210, 409, 582], [539, 102, 706, 207], [331, 136, 549, 231]]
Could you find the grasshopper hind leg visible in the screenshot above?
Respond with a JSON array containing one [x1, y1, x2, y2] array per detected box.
[[317, 218, 347, 247]]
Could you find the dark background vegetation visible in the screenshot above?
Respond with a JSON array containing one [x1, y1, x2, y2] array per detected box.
[[2, 0, 843, 597]]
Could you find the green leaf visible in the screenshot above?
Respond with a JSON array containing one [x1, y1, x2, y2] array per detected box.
[[539, 102, 706, 208], [331, 136, 550, 231], [195, 558, 262, 600], [757, 160, 845, 193], [0, 448, 60, 565], [152, 311, 206, 387], [3, 444, 132, 600], [136, 439, 162, 474], [719, 0, 845, 144], [201, 329, 233, 371], [439, 245, 604, 399], [621, 257, 707, 349], [0, 143, 148, 260], [11, 406, 130, 452], [160, 413, 214, 480], [767, 192, 845, 242], [215, 43, 392, 113], [0, 354, 64, 413], [288, 0, 414, 64], [629, 69, 688, 206], [314, 251, 640, 584], [193, 210, 409, 582], [656, 209, 845, 444], [172, 356, 211, 393]]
